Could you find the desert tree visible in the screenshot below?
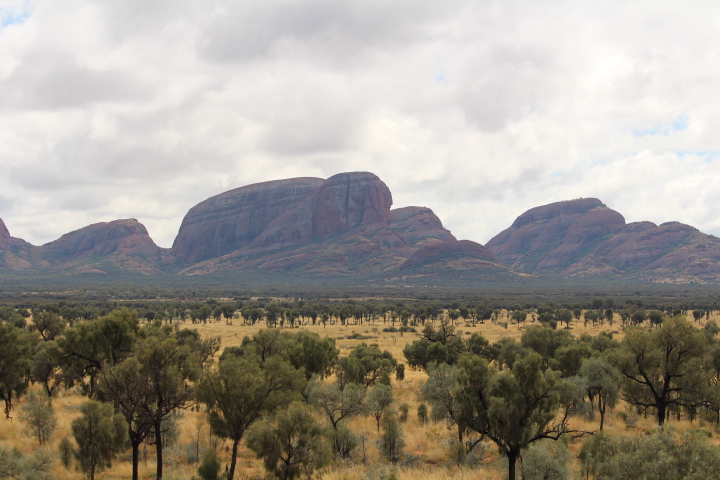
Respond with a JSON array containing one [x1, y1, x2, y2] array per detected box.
[[31, 340, 66, 398], [246, 402, 331, 480], [30, 311, 66, 342], [59, 309, 139, 397], [0, 446, 55, 480], [420, 362, 466, 442], [18, 390, 57, 445], [578, 356, 619, 431], [366, 383, 393, 432], [72, 400, 128, 480], [0, 323, 35, 420], [133, 324, 200, 480], [609, 316, 706, 427], [98, 356, 156, 480], [456, 352, 577, 480], [378, 411, 404, 463], [308, 380, 365, 456], [197, 354, 305, 480]]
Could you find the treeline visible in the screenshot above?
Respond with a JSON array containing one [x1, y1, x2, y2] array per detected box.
[[3, 295, 718, 331]]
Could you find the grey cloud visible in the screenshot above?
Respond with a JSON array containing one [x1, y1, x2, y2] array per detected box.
[[3, 0, 720, 250], [1, 53, 149, 109], [198, 0, 460, 64]]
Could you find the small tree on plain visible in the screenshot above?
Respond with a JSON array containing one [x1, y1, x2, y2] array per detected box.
[[398, 403, 409, 422], [367, 383, 393, 432], [417, 404, 428, 425], [379, 412, 404, 463], [19, 390, 57, 445], [58, 437, 73, 469], [246, 402, 331, 480], [72, 400, 128, 480], [197, 449, 220, 480]]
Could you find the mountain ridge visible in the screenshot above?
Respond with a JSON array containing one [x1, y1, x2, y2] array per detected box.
[[2, 176, 719, 284]]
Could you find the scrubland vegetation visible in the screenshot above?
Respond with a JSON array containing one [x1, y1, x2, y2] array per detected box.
[[2, 295, 720, 480]]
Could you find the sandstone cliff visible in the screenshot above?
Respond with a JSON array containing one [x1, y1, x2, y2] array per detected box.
[[487, 199, 720, 282], [388, 207, 456, 247], [172, 177, 324, 264], [0, 218, 168, 275]]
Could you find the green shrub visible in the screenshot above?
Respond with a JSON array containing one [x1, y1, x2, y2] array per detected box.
[[197, 449, 220, 480]]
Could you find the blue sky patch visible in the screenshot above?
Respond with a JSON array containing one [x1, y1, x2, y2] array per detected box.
[[633, 114, 689, 137], [1, 2, 32, 29], [677, 151, 718, 163]]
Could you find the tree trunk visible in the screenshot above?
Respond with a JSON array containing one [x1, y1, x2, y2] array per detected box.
[[598, 396, 605, 431], [131, 441, 140, 480], [507, 448, 519, 480], [155, 421, 164, 480], [657, 402, 666, 428], [228, 437, 240, 480]]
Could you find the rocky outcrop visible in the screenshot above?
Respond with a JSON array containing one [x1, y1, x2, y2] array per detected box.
[[42, 219, 159, 259], [0, 218, 35, 271], [37, 219, 168, 274], [486, 199, 625, 273], [172, 177, 324, 264], [0, 219, 10, 250], [0, 218, 168, 275], [400, 240, 503, 270], [181, 172, 417, 275], [249, 172, 395, 250], [389, 207, 456, 247], [487, 199, 720, 282]]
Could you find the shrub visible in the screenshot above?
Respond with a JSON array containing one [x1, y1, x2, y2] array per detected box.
[[58, 437, 73, 468], [398, 403, 409, 422], [417, 404, 428, 425], [379, 413, 404, 463], [522, 439, 570, 480], [197, 449, 220, 480]]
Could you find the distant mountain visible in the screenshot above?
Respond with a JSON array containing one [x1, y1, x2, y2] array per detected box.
[[0, 218, 170, 275], [0, 172, 510, 280], [486, 198, 720, 282], [176, 172, 507, 277], [4, 177, 720, 284]]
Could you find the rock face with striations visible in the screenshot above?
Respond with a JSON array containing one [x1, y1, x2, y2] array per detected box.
[[388, 207, 456, 247], [486, 198, 625, 273], [175, 172, 503, 276], [0, 219, 10, 251], [172, 177, 324, 264], [487, 198, 720, 281], [249, 172, 396, 251], [183, 172, 416, 274]]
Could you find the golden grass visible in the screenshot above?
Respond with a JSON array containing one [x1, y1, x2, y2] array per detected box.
[[2, 310, 717, 479]]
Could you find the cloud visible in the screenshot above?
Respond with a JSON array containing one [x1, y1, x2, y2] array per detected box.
[[2, 0, 720, 251]]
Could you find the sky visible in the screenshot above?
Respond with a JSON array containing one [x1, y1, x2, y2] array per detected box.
[[1, 0, 720, 248]]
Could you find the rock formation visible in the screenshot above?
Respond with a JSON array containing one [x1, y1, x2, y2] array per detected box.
[[7, 174, 720, 284], [172, 177, 324, 264], [0, 218, 167, 275], [487, 198, 720, 282], [400, 240, 505, 272], [388, 207, 456, 247]]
